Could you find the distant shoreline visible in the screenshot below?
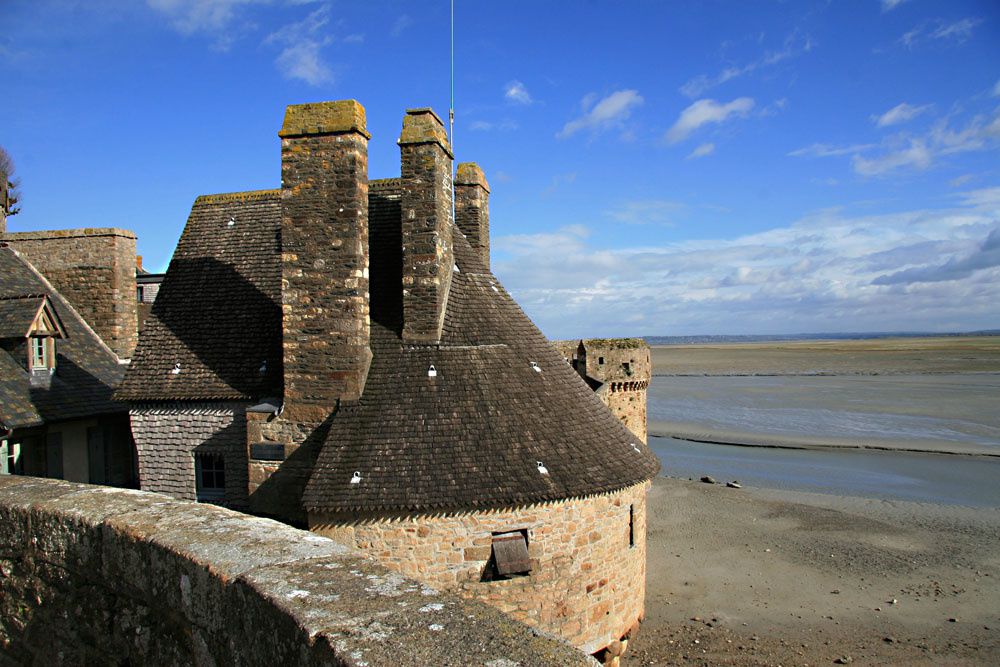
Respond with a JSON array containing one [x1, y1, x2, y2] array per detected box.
[[649, 420, 1000, 458]]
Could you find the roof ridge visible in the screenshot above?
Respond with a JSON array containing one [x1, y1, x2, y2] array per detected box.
[[195, 189, 281, 204]]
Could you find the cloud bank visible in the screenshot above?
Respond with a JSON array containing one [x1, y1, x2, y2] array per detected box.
[[492, 187, 1000, 338]]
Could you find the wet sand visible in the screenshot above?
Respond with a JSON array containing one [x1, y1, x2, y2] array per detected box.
[[629, 478, 1000, 666], [651, 336, 1000, 377]]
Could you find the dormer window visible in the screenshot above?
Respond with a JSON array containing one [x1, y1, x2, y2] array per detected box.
[[0, 295, 65, 373], [31, 336, 53, 370]]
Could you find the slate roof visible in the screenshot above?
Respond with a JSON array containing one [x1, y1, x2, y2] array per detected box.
[[120, 180, 660, 513], [0, 247, 126, 430], [0, 296, 48, 339], [116, 190, 283, 401]]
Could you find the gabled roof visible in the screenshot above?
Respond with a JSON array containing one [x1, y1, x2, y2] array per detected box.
[[0, 295, 67, 340], [0, 247, 126, 429], [116, 190, 283, 401], [121, 180, 660, 513]]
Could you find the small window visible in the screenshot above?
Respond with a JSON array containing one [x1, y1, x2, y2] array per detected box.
[[483, 530, 531, 580], [31, 336, 52, 370], [628, 504, 635, 548], [137, 285, 144, 302], [598, 356, 605, 365], [1, 441, 22, 475], [195, 453, 226, 503]]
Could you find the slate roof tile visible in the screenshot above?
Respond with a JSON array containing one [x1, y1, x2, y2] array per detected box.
[[0, 247, 126, 429]]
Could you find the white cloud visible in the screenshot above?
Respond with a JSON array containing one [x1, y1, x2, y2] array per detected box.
[[873, 102, 932, 127], [492, 188, 1000, 337], [881, 0, 910, 12], [504, 80, 532, 105], [557, 90, 644, 139], [680, 31, 812, 98], [265, 6, 334, 85], [147, 0, 263, 35], [390, 14, 411, 37], [788, 143, 875, 158], [852, 140, 932, 176], [469, 119, 519, 132], [993, 79, 1000, 97], [605, 200, 684, 225], [665, 97, 754, 144], [687, 143, 716, 159], [901, 17, 983, 48], [795, 109, 1000, 176]]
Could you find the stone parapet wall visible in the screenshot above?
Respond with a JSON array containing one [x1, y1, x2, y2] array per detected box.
[[129, 402, 248, 509], [0, 476, 592, 666], [311, 481, 650, 655], [4, 228, 138, 359]]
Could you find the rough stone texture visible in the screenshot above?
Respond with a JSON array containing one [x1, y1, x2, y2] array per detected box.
[[281, 100, 371, 422], [4, 228, 138, 360], [553, 339, 651, 444], [311, 481, 650, 656], [246, 413, 325, 524], [455, 162, 490, 270], [399, 108, 453, 344], [129, 402, 248, 509], [0, 476, 593, 666]]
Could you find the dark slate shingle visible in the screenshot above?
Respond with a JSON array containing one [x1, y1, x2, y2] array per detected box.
[[0, 248, 125, 429]]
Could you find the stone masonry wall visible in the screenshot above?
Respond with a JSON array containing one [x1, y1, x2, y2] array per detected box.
[[0, 476, 593, 666], [4, 228, 138, 359], [454, 162, 490, 270], [311, 481, 650, 656], [129, 402, 248, 510], [553, 340, 651, 444]]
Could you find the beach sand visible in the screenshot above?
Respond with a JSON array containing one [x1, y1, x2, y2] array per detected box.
[[628, 477, 1000, 666]]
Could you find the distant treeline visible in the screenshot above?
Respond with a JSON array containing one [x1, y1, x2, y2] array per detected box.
[[644, 330, 1000, 345]]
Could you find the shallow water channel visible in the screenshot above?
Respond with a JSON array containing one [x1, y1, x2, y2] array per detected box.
[[650, 436, 1000, 507], [647, 373, 1000, 507]]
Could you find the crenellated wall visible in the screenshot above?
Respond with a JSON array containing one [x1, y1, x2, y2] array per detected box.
[[0, 476, 594, 666]]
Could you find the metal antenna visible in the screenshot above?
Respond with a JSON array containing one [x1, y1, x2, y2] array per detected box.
[[450, 0, 455, 150]]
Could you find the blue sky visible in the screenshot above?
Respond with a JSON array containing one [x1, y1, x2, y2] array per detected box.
[[3, 0, 999, 338]]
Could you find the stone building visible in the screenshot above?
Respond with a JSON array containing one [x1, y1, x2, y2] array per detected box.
[[0, 244, 137, 486], [554, 339, 651, 443], [118, 100, 660, 661]]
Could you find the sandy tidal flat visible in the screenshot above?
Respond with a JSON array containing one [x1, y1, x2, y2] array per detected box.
[[628, 478, 1000, 666]]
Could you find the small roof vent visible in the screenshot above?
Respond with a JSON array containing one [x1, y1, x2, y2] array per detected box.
[[170, 362, 181, 375], [631, 443, 641, 453], [259, 360, 267, 375], [530, 361, 541, 373], [537, 461, 548, 475], [453, 263, 460, 273], [428, 364, 437, 378], [350, 471, 362, 484], [227, 216, 236, 227]]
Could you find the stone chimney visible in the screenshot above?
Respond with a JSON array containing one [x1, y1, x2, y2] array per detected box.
[[279, 100, 372, 422], [454, 163, 491, 270], [398, 108, 454, 344]]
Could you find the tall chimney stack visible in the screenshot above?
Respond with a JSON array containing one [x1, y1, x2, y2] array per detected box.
[[398, 108, 454, 344], [454, 162, 491, 270], [279, 100, 372, 422]]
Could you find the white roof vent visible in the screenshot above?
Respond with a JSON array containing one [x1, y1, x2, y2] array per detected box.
[[453, 263, 460, 273], [631, 443, 641, 453], [227, 216, 236, 227], [537, 461, 548, 475], [350, 471, 362, 484], [428, 364, 438, 378], [530, 361, 542, 373], [170, 362, 181, 375], [491, 284, 499, 292], [259, 360, 267, 375]]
